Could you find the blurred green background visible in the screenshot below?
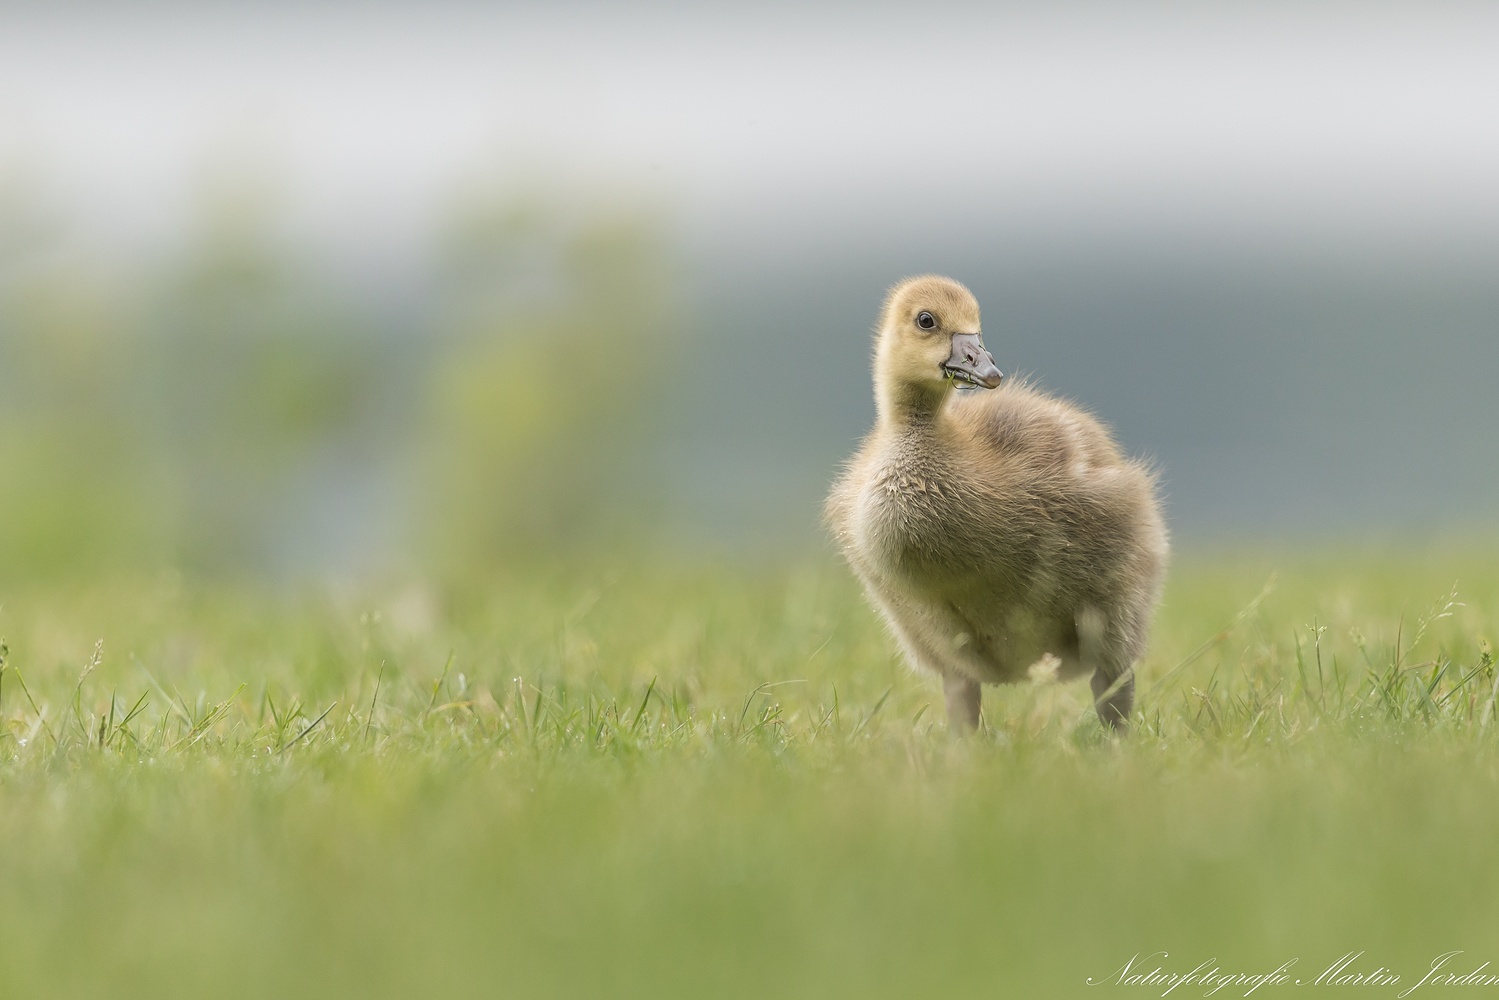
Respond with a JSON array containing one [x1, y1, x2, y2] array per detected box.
[[3, 2, 1498, 585], [0, 173, 684, 581]]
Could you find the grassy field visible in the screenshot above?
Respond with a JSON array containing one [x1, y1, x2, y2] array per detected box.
[[3, 544, 1499, 998]]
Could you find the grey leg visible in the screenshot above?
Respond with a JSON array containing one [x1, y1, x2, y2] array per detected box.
[[1090, 667, 1134, 732], [943, 674, 981, 733], [1078, 605, 1134, 733]]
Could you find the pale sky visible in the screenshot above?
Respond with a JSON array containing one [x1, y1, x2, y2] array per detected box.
[[3, 2, 1498, 268]]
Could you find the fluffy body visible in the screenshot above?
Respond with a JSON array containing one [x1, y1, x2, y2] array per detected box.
[[824, 276, 1168, 731]]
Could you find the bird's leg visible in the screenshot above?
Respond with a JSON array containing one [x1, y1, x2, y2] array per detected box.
[[1090, 666, 1134, 733], [943, 674, 981, 733], [1077, 605, 1133, 733]]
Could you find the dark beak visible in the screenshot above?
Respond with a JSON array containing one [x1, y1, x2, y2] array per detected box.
[[942, 333, 1004, 389]]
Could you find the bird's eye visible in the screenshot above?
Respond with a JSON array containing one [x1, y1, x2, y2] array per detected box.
[[916, 311, 937, 331]]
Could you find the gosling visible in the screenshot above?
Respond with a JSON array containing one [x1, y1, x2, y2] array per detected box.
[[824, 275, 1168, 733]]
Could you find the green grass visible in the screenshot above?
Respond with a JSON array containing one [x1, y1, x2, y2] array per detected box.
[[3, 544, 1499, 998]]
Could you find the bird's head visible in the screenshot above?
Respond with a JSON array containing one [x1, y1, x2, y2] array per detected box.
[[875, 276, 1003, 398]]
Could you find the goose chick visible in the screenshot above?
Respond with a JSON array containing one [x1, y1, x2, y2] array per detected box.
[[824, 275, 1168, 733]]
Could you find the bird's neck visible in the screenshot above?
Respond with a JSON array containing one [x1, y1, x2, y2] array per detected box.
[[877, 376, 950, 432]]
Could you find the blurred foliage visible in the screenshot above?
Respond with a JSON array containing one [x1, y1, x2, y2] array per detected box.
[[0, 193, 165, 575], [0, 170, 683, 583], [422, 190, 682, 573], [139, 178, 386, 572]]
